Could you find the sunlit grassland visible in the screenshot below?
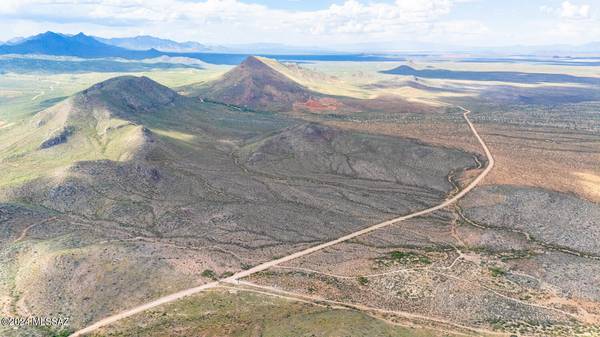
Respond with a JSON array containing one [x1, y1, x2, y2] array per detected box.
[[0, 67, 229, 124], [93, 289, 473, 337], [0, 119, 144, 189], [1, 59, 597, 191], [299, 60, 600, 106]]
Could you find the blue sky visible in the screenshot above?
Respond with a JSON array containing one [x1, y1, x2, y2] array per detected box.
[[0, 0, 598, 49]]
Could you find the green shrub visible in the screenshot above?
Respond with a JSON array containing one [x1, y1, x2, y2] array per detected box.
[[202, 269, 217, 280], [50, 330, 73, 337], [389, 251, 431, 265], [390, 251, 410, 260], [489, 266, 506, 277]]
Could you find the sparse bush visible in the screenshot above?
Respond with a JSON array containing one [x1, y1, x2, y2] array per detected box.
[[418, 256, 432, 264], [390, 251, 410, 260], [357, 276, 369, 285], [489, 266, 506, 277], [389, 251, 431, 265], [50, 330, 73, 337], [201, 269, 217, 280]]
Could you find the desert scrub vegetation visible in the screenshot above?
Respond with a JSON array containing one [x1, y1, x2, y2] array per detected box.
[[498, 249, 535, 261], [377, 251, 432, 266], [489, 266, 506, 277], [357, 276, 369, 285], [94, 289, 466, 337], [201, 269, 217, 280], [50, 329, 73, 337]]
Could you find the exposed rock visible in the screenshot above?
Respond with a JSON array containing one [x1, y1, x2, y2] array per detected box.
[[39, 126, 74, 149]]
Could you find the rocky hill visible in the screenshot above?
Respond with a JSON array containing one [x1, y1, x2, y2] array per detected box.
[[188, 56, 316, 111], [186, 56, 436, 114]]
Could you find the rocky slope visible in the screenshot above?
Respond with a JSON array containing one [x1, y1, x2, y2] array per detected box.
[[0, 75, 477, 337]]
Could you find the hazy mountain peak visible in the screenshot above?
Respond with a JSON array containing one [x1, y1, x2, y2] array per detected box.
[[0, 31, 162, 59], [94, 35, 210, 53]]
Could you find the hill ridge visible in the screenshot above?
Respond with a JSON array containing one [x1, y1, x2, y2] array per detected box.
[[26, 75, 183, 160], [186, 56, 319, 111]]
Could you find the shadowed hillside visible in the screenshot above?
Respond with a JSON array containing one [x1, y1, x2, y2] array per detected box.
[[382, 65, 600, 85]]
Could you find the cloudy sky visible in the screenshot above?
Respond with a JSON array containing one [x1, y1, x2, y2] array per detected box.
[[1, 0, 598, 48]]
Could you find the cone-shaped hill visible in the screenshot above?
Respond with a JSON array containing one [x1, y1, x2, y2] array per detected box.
[[75, 75, 180, 115], [0, 76, 180, 190], [29, 75, 187, 157], [184, 56, 436, 114], [41, 76, 185, 129], [185, 56, 315, 111]]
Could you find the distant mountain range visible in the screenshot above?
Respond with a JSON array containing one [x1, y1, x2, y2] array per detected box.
[[0, 32, 333, 56], [0, 32, 162, 59], [1, 31, 598, 65], [94, 35, 211, 53], [0, 32, 250, 64], [0, 32, 404, 65], [4, 36, 28, 45]]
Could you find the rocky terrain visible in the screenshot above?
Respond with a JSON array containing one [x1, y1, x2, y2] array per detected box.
[[0, 60, 480, 336], [237, 62, 600, 336], [183, 56, 315, 111], [461, 185, 600, 256], [1, 56, 599, 337]]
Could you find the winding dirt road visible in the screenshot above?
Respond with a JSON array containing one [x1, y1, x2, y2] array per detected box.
[[70, 106, 494, 337]]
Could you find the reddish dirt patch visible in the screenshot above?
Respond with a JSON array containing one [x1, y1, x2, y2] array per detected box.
[[294, 97, 344, 112], [294, 95, 438, 115]]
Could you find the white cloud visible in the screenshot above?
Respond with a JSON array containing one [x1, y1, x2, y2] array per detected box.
[[0, 0, 483, 45], [560, 1, 590, 19], [541, 1, 591, 20], [539, 1, 598, 44], [429, 20, 488, 39], [300, 0, 463, 35]]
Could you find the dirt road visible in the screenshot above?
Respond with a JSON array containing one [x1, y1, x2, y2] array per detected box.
[[232, 280, 507, 337], [70, 107, 494, 337]]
